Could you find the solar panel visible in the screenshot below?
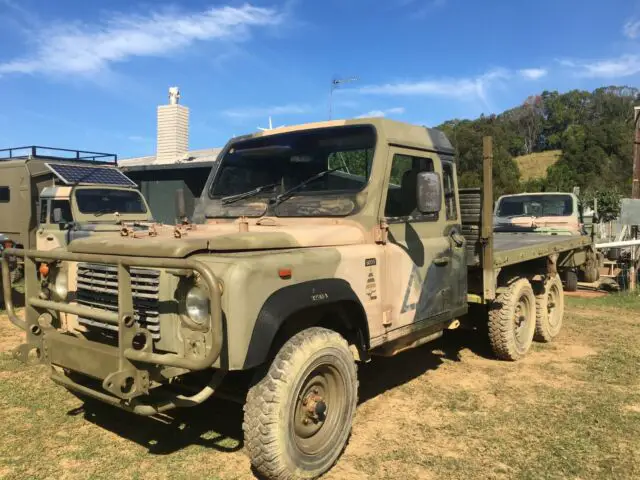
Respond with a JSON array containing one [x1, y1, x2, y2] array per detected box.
[[46, 163, 137, 187]]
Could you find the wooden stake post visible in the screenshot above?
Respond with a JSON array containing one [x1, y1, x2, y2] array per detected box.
[[482, 136, 495, 301]]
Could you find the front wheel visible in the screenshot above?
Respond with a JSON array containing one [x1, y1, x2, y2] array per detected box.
[[243, 327, 358, 480]]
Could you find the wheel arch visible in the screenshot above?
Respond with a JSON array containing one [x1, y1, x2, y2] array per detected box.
[[242, 279, 370, 369]]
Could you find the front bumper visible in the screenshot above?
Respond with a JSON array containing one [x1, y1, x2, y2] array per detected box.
[[2, 248, 224, 416]]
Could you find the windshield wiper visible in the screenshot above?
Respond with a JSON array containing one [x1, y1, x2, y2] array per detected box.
[[271, 168, 342, 207], [93, 209, 117, 217], [221, 183, 278, 205]]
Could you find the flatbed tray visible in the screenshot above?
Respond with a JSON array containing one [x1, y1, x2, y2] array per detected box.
[[491, 233, 592, 268]]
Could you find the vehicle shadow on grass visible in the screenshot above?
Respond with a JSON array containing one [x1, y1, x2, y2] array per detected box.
[[358, 327, 494, 405], [65, 327, 494, 457], [69, 394, 245, 455]]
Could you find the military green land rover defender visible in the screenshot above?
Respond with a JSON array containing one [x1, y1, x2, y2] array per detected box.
[[3, 119, 596, 480]]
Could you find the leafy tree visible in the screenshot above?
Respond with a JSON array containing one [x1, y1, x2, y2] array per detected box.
[[438, 85, 640, 202], [582, 189, 622, 223]]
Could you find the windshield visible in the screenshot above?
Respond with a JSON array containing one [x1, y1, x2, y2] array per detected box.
[[75, 189, 147, 215], [496, 194, 573, 218], [207, 125, 376, 217]]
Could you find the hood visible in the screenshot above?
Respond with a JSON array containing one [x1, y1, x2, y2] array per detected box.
[[494, 215, 581, 235], [68, 222, 365, 257]]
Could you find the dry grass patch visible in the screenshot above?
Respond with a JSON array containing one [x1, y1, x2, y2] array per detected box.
[[1, 294, 639, 479], [515, 150, 562, 181]]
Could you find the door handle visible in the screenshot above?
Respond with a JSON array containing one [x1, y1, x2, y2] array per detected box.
[[46, 235, 54, 241], [434, 257, 449, 266]]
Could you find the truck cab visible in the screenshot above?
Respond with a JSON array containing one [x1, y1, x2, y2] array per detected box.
[[493, 192, 584, 235], [37, 183, 153, 251], [0, 147, 155, 281]]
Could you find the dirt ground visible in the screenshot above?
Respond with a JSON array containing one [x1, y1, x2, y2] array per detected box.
[[1, 294, 639, 480]]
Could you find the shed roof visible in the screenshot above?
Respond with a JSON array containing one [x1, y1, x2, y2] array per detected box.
[[119, 147, 222, 172]]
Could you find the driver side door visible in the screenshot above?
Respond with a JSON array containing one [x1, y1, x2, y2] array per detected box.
[[379, 149, 464, 339]]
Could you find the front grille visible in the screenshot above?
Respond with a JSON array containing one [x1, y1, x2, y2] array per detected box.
[[76, 263, 161, 341]]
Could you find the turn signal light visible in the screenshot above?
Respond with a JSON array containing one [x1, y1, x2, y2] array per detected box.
[[278, 268, 292, 280], [39, 263, 50, 278]]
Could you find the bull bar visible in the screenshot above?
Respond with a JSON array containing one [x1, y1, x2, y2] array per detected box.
[[2, 248, 225, 416]]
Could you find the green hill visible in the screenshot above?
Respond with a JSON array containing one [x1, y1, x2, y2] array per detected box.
[[438, 86, 639, 198]]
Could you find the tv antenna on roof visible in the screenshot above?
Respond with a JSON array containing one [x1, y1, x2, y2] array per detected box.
[[329, 76, 358, 120], [257, 116, 284, 131]]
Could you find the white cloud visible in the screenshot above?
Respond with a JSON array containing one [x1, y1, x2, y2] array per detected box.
[[357, 107, 406, 118], [0, 4, 281, 77], [518, 68, 547, 80], [222, 103, 312, 119], [561, 54, 640, 78], [623, 19, 640, 39], [354, 69, 510, 104]]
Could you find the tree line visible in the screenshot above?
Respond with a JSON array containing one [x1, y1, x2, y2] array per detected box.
[[437, 86, 640, 215]]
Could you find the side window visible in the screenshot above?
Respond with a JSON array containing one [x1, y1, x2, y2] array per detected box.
[[442, 162, 457, 221], [0, 187, 9, 202], [40, 200, 48, 224], [384, 154, 434, 219], [50, 200, 73, 223]]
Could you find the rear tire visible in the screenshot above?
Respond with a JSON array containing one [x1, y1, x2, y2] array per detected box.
[[534, 275, 564, 342], [564, 271, 578, 292], [580, 267, 600, 283], [488, 278, 536, 361], [243, 327, 358, 480]]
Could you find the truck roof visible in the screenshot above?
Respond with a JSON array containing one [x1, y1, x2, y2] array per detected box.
[[0, 146, 117, 165], [249, 117, 455, 156], [498, 192, 576, 198]]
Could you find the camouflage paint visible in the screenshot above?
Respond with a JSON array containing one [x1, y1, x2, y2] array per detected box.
[[3, 118, 591, 413]]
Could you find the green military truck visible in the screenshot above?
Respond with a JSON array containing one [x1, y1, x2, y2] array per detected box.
[[0, 146, 154, 283], [3, 120, 596, 480]]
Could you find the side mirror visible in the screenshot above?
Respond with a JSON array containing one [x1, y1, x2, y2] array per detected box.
[[416, 171, 442, 214], [175, 188, 187, 222], [53, 207, 63, 224]]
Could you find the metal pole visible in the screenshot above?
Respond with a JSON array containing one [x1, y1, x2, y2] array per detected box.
[[633, 107, 640, 200], [631, 107, 640, 290], [329, 82, 335, 120], [328, 77, 358, 120]]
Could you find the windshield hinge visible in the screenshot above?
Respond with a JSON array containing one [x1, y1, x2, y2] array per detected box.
[[374, 220, 389, 244]]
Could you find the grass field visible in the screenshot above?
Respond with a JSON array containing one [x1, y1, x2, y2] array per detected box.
[[1, 294, 639, 479], [515, 150, 562, 182]]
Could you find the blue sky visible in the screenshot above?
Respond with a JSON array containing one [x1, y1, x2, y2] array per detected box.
[[1, 0, 639, 158]]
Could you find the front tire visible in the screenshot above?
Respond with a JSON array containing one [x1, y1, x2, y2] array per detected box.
[[243, 327, 358, 480], [488, 278, 536, 361]]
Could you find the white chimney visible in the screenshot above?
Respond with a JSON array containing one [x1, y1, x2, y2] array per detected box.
[[156, 86, 189, 163]]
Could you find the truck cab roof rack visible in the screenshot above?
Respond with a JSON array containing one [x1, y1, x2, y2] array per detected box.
[[0, 146, 117, 165]]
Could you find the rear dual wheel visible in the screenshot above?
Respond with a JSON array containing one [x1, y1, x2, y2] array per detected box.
[[534, 275, 564, 343], [488, 278, 536, 361]]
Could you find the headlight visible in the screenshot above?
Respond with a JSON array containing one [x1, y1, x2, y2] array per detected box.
[[52, 269, 68, 300], [185, 285, 210, 326]]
